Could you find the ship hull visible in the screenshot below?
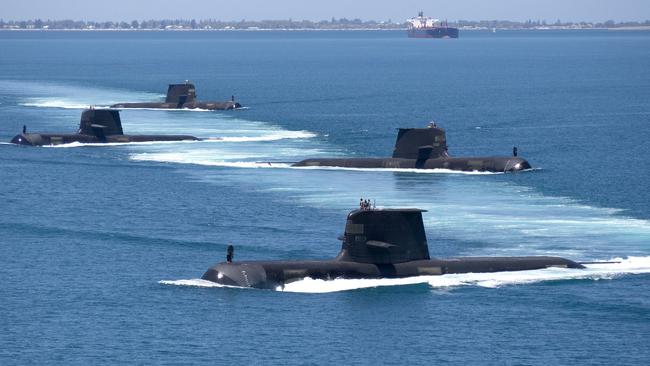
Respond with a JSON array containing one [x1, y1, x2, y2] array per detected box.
[[110, 101, 241, 110], [408, 27, 459, 39], [293, 157, 531, 173], [202, 256, 583, 289], [11, 133, 199, 146]]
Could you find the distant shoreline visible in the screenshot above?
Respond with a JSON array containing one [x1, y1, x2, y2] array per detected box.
[[2, 27, 650, 32], [2, 18, 649, 32]]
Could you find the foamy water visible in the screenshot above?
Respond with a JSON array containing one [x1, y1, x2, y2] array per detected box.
[[216, 131, 316, 142], [124, 114, 650, 261], [172, 163, 650, 259], [1, 80, 163, 109], [21, 99, 99, 110], [38, 130, 316, 149]]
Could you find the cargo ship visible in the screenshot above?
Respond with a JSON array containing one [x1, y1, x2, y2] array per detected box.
[[407, 11, 459, 39]]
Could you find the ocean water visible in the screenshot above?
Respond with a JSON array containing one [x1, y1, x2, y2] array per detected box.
[[0, 30, 649, 365]]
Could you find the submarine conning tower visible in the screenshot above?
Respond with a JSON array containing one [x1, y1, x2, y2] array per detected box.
[[392, 124, 449, 160], [336, 208, 430, 264], [78, 109, 123, 136], [165, 83, 197, 105]]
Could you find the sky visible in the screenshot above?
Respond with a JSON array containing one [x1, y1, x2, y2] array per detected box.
[[2, 0, 649, 22]]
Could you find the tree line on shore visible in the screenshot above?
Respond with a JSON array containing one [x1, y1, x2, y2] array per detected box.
[[1, 18, 649, 30]]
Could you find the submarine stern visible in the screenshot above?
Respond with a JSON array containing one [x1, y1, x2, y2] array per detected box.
[[442, 256, 585, 273]]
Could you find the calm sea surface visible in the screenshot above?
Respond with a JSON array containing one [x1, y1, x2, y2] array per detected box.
[[1, 30, 649, 365]]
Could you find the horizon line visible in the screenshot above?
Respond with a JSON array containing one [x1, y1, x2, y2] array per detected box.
[[2, 17, 649, 24]]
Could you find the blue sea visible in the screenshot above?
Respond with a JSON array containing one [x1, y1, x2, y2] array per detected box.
[[1, 30, 649, 365]]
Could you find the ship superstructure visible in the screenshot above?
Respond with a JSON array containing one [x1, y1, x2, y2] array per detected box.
[[407, 11, 459, 38]]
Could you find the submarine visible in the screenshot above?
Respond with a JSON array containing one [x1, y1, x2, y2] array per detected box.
[[10, 108, 199, 146], [292, 122, 531, 172], [110, 82, 241, 110], [202, 207, 584, 289]]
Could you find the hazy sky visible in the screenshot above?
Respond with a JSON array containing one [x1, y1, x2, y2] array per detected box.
[[2, 0, 649, 22]]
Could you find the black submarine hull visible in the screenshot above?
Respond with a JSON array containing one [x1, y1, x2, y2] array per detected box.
[[110, 101, 241, 110], [11, 133, 199, 146], [292, 124, 532, 173], [111, 82, 242, 110], [293, 157, 531, 172], [10, 109, 200, 146], [201, 208, 583, 290], [202, 256, 584, 289]]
